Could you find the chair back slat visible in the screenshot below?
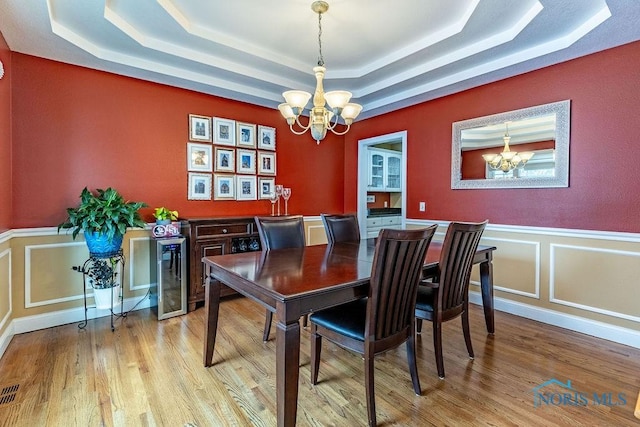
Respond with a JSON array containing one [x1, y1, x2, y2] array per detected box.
[[254, 215, 305, 250], [437, 221, 487, 311], [367, 226, 437, 340], [321, 213, 360, 244]]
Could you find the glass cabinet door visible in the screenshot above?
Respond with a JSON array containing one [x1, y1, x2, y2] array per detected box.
[[154, 237, 187, 320], [385, 154, 401, 191], [368, 151, 385, 190]]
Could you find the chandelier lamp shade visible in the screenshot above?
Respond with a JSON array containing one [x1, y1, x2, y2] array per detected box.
[[481, 122, 535, 173], [278, 1, 363, 144]]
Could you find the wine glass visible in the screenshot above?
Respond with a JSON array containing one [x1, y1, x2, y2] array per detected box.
[[282, 188, 292, 215], [275, 185, 283, 215], [269, 192, 278, 216]]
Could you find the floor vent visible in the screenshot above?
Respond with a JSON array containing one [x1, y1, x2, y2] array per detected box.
[[0, 384, 19, 406]]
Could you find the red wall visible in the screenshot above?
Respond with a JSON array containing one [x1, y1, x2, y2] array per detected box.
[[344, 41, 640, 233], [10, 55, 345, 228], [0, 32, 11, 232]]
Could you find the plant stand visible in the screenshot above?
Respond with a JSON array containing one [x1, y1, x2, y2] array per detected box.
[[73, 250, 126, 331]]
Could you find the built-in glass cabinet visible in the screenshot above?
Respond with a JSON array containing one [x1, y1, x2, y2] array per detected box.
[[367, 148, 402, 192]]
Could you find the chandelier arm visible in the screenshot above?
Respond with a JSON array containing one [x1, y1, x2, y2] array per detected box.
[[329, 123, 352, 136], [288, 116, 312, 135], [325, 110, 341, 130], [289, 124, 312, 136]]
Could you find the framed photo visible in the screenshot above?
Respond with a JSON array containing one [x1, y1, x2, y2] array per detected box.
[[214, 174, 235, 200], [236, 176, 257, 201], [258, 177, 276, 199], [258, 125, 276, 150], [189, 114, 212, 142], [188, 173, 212, 200], [187, 143, 213, 172], [258, 151, 276, 175], [236, 122, 257, 148], [214, 147, 235, 173], [236, 149, 256, 174], [214, 117, 236, 146]]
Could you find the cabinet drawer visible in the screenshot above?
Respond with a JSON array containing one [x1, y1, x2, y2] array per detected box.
[[195, 222, 252, 238], [366, 216, 400, 227]]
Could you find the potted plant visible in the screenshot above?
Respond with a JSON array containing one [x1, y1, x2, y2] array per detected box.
[[153, 207, 179, 225], [58, 187, 147, 256]]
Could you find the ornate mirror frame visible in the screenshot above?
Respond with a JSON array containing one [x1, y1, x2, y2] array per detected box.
[[451, 100, 570, 189]]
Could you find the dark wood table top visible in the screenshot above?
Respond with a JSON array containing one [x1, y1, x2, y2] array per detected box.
[[204, 239, 496, 303]]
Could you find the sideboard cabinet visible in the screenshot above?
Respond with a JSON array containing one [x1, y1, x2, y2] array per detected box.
[[182, 216, 261, 311]]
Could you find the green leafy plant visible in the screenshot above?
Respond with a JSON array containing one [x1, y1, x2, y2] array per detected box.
[[153, 207, 179, 221], [57, 187, 147, 242]]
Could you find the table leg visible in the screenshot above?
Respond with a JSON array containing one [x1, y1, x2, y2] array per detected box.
[[479, 258, 495, 334], [276, 306, 300, 427], [203, 266, 221, 367]]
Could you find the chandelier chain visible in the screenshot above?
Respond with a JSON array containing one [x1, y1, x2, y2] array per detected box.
[[317, 11, 324, 66]]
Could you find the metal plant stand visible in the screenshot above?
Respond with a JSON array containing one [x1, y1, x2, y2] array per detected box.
[[73, 250, 126, 331]]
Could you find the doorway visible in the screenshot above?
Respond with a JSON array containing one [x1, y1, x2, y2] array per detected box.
[[357, 131, 407, 238]]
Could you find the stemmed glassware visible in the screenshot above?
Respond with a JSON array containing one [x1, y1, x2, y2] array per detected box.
[[282, 188, 292, 215], [269, 192, 278, 216], [275, 184, 283, 216]]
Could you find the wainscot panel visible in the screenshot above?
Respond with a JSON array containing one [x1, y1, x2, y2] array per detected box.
[[407, 220, 640, 349]]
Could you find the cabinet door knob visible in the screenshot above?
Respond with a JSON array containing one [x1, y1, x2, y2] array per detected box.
[[222, 228, 228, 233]]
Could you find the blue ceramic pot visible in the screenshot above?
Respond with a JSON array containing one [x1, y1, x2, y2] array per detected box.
[[84, 231, 123, 257]]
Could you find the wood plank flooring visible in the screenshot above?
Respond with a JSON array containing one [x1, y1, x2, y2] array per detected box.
[[0, 297, 639, 426]]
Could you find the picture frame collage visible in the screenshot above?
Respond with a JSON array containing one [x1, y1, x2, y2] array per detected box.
[[187, 114, 277, 201]]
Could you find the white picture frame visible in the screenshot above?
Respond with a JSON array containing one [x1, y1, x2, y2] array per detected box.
[[258, 177, 276, 199], [214, 147, 235, 173], [258, 151, 276, 175], [258, 125, 276, 150], [189, 114, 212, 142], [214, 117, 236, 146], [236, 149, 256, 174], [188, 173, 212, 200], [214, 174, 236, 200], [236, 122, 257, 148], [187, 143, 213, 172], [236, 175, 257, 200]]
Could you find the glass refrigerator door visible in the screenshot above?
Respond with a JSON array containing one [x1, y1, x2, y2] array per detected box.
[[156, 237, 187, 320]]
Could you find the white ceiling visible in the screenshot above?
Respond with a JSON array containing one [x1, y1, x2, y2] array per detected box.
[[1, 0, 640, 120]]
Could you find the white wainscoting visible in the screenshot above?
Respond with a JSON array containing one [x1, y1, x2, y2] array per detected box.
[[408, 219, 640, 349]]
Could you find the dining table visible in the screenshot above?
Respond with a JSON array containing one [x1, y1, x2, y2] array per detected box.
[[201, 238, 496, 426]]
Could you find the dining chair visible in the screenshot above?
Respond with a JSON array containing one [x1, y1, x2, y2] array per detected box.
[[415, 220, 488, 379], [309, 225, 437, 427], [254, 215, 306, 341], [321, 213, 360, 244]]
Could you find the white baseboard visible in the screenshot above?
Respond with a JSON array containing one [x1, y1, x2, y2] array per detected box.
[[0, 321, 14, 360], [11, 295, 152, 335], [469, 291, 640, 349]]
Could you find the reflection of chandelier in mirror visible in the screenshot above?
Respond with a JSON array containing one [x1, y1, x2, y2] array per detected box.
[[482, 122, 535, 173], [278, 1, 363, 145]]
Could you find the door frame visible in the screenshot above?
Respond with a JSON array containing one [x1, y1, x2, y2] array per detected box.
[[357, 131, 407, 238]]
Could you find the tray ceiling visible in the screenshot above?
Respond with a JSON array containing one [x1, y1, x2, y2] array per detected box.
[[1, 0, 639, 120]]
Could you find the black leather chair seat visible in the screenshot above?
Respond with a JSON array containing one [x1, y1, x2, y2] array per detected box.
[[309, 298, 368, 341], [415, 286, 436, 313]]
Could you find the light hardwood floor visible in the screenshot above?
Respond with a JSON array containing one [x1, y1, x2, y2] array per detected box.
[[0, 297, 639, 426]]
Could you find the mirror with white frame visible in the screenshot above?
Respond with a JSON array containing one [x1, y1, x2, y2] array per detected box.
[[451, 100, 570, 189]]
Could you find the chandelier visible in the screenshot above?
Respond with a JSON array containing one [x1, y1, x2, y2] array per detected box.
[[481, 122, 535, 173], [278, 1, 363, 144]]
